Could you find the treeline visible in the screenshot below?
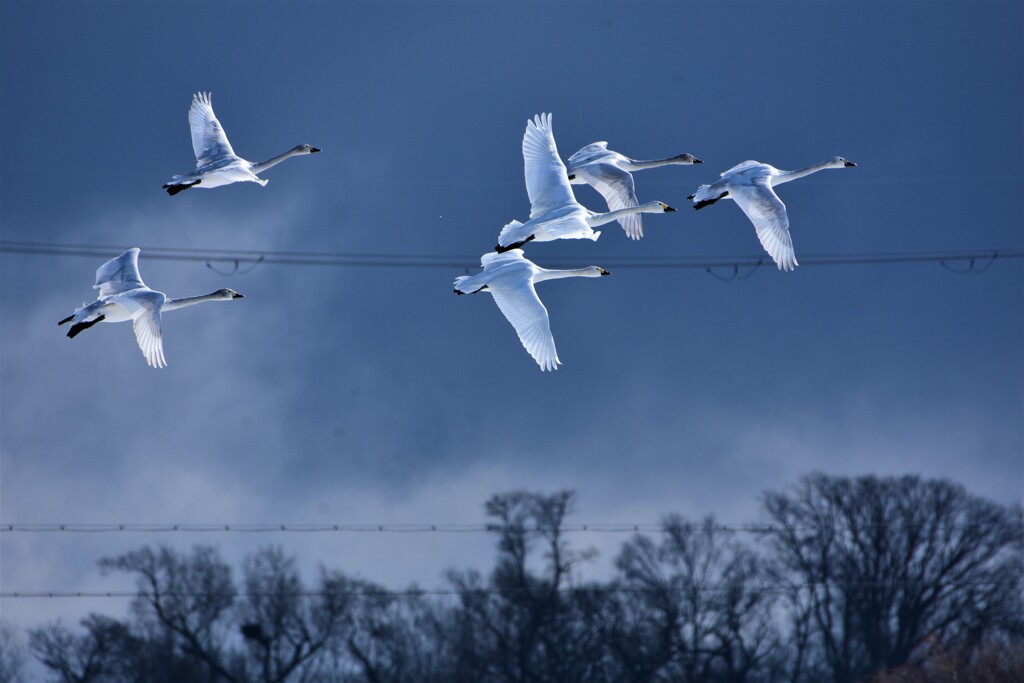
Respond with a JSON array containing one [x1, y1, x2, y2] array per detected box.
[[2, 473, 1022, 683]]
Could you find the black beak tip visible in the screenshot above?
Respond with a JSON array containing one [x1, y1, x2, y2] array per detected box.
[[693, 158, 703, 164], [665, 206, 678, 212], [233, 293, 244, 299], [845, 161, 856, 167], [600, 269, 611, 276], [310, 147, 322, 153]]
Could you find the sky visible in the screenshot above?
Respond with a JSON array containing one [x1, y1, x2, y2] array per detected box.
[[1, 0, 1022, 635]]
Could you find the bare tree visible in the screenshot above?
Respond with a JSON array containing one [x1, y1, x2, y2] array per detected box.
[[763, 473, 1024, 683], [99, 545, 239, 682], [28, 615, 136, 683], [0, 621, 29, 683], [613, 516, 781, 683]]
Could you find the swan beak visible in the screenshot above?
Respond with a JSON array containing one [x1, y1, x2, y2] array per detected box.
[[693, 158, 703, 164], [232, 292, 244, 299], [566, 174, 576, 180], [664, 205, 678, 212], [599, 268, 611, 276], [310, 147, 322, 153], [844, 160, 856, 167]]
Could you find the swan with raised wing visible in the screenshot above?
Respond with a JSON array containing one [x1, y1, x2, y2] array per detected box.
[[688, 157, 856, 270], [454, 249, 609, 371], [495, 114, 676, 252], [566, 142, 701, 240], [58, 248, 244, 368], [163, 92, 320, 196]]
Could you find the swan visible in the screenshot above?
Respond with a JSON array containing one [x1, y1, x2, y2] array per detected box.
[[688, 157, 857, 271], [58, 248, 243, 368], [566, 142, 701, 240], [495, 114, 676, 252], [453, 249, 609, 371], [163, 92, 321, 196]]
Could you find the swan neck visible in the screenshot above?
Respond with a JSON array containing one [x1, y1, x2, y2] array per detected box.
[[162, 292, 225, 311], [774, 161, 835, 185], [250, 148, 303, 174], [623, 157, 685, 171], [535, 267, 597, 282]]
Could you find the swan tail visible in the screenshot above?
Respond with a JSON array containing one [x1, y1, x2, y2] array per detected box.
[[497, 219, 530, 248], [164, 179, 201, 196], [453, 275, 488, 295], [67, 315, 105, 339], [690, 184, 727, 210], [590, 230, 602, 241]]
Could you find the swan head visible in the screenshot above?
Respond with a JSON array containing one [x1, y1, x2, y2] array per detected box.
[[673, 153, 702, 165], [643, 201, 677, 213], [215, 288, 244, 300], [296, 144, 321, 154], [833, 156, 856, 168]]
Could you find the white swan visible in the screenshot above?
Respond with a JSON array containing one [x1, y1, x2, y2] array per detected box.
[[495, 114, 676, 252], [58, 248, 243, 368], [566, 142, 701, 240], [163, 92, 320, 196], [688, 157, 857, 271], [453, 249, 609, 371]]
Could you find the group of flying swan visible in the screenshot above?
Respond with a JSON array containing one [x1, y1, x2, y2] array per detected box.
[[60, 93, 319, 367], [60, 93, 855, 371]]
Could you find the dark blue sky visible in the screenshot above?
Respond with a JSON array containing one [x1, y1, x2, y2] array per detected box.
[[2, 0, 1021, 632]]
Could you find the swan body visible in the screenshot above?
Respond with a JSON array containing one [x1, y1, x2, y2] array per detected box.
[[58, 248, 243, 368], [688, 157, 856, 271], [495, 114, 676, 252], [566, 142, 700, 240], [163, 92, 320, 196], [453, 249, 609, 371]]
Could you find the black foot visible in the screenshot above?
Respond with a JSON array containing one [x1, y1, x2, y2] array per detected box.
[[454, 289, 465, 295], [693, 192, 727, 210], [58, 315, 74, 326], [164, 180, 201, 196], [496, 235, 535, 252], [67, 315, 104, 339]]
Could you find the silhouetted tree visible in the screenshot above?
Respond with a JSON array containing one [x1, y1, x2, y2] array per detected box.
[[0, 620, 29, 683], [28, 614, 136, 683], [613, 515, 781, 683], [763, 473, 1024, 683]]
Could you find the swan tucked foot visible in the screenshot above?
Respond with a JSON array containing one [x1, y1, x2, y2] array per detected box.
[[58, 315, 74, 326], [693, 192, 728, 210], [164, 179, 202, 196], [495, 235, 535, 253], [68, 315, 105, 339]]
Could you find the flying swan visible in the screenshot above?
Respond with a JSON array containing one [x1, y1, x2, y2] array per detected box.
[[495, 114, 676, 252], [163, 92, 320, 196], [58, 248, 244, 368], [453, 249, 610, 371], [566, 142, 701, 240], [688, 157, 856, 271]]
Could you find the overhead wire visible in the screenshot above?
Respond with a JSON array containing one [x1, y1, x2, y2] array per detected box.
[[1, 240, 1021, 273]]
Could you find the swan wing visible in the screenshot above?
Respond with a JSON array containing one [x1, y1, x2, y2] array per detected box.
[[94, 248, 147, 297], [567, 141, 610, 169], [578, 163, 643, 239], [109, 290, 167, 368], [480, 249, 527, 268], [488, 278, 560, 372], [189, 92, 236, 166], [729, 178, 797, 271], [522, 113, 576, 220]]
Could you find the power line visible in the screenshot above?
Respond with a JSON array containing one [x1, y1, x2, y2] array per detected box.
[[1, 579, 1012, 601], [1, 240, 1021, 273], [3, 522, 1018, 535]]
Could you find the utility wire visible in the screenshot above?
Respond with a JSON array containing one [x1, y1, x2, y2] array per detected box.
[[3, 522, 1019, 534], [1, 579, 1013, 601], [1, 240, 1021, 273]]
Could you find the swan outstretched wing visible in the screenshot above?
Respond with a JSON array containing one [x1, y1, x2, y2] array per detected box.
[[489, 279, 560, 372], [189, 92, 236, 166], [522, 113, 575, 219], [94, 248, 147, 297], [722, 160, 764, 177], [578, 163, 643, 239], [110, 290, 167, 368], [567, 141, 610, 169], [729, 179, 797, 271]]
